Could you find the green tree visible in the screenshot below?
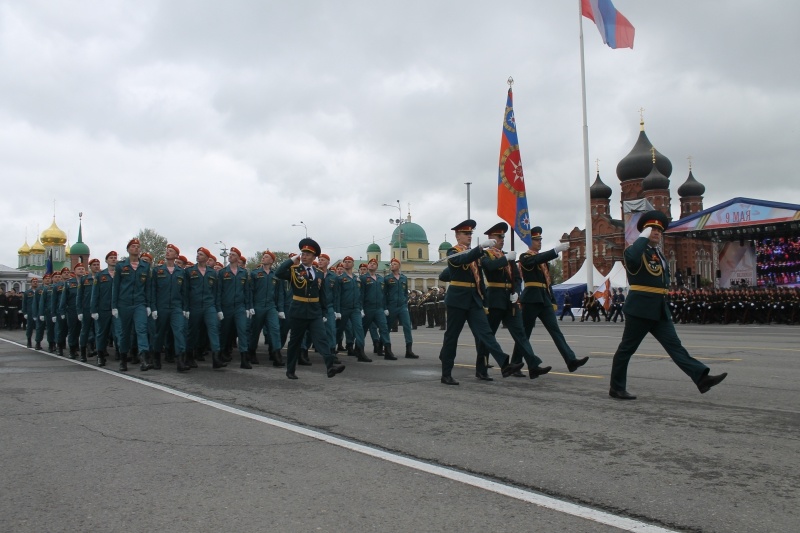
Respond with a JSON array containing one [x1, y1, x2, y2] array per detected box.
[[135, 228, 168, 264], [549, 257, 564, 285], [246, 250, 290, 270]]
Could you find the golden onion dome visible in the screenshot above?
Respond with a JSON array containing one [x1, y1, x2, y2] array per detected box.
[[41, 218, 68, 245], [30, 238, 46, 254], [18, 240, 31, 256], [65, 243, 71, 256]]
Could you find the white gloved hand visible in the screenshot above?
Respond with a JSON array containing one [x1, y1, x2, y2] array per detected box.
[[510, 293, 519, 304], [151, 310, 158, 320], [334, 312, 342, 320], [112, 309, 118, 318], [249, 308, 255, 318], [278, 312, 285, 319], [60, 314, 65, 320], [39, 315, 45, 322], [504, 251, 517, 261], [24, 314, 28, 320], [77, 314, 83, 321], [361, 310, 365, 318], [639, 227, 652, 239], [91, 313, 99, 320], [384, 309, 389, 316], [481, 239, 496, 249], [146, 307, 151, 317], [554, 243, 569, 253], [52, 316, 57, 323], [217, 311, 224, 321], [322, 316, 327, 323], [183, 311, 189, 319]]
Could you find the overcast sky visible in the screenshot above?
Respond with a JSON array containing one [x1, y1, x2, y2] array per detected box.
[[2, 0, 798, 267]]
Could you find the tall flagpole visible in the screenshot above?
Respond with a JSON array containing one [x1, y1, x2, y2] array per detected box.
[[578, 0, 594, 291]]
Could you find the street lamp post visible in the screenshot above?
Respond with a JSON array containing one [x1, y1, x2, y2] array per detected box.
[[383, 200, 403, 261], [292, 221, 308, 238], [215, 241, 228, 266]]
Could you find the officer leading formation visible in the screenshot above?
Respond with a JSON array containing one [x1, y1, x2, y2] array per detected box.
[[17, 220, 730, 398]]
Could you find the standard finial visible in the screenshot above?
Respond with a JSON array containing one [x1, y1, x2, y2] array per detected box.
[[507, 76, 514, 88], [639, 107, 645, 130], [595, 158, 600, 174], [650, 147, 657, 164], [687, 155, 693, 171]]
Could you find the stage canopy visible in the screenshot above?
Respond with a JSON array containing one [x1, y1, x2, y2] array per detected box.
[[666, 197, 800, 240]]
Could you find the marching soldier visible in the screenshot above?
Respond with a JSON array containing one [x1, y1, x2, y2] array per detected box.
[[384, 258, 418, 358], [361, 258, 395, 359], [150, 244, 189, 371], [423, 287, 438, 327], [90, 251, 118, 367], [514, 227, 589, 374], [51, 269, 67, 356], [37, 274, 56, 352], [248, 250, 285, 367], [77, 259, 100, 362], [22, 277, 40, 348], [318, 253, 341, 362], [438, 219, 524, 385], [275, 238, 345, 380], [217, 247, 252, 369], [335, 256, 371, 362], [185, 247, 225, 370], [609, 211, 727, 399], [111, 238, 153, 372], [477, 222, 550, 380], [59, 264, 83, 359]]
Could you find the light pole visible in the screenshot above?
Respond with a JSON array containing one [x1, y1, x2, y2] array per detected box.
[[292, 221, 308, 238], [215, 241, 228, 266], [464, 182, 472, 219], [383, 200, 403, 261]]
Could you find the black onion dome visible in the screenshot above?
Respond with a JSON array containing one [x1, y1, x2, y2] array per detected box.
[[677, 170, 706, 197], [590, 172, 613, 199], [616, 129, 672, 182], [642, 163, 670, 191]]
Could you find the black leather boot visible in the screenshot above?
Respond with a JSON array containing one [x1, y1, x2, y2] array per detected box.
[[272, 349, 285, 368], [249, 350, 260, 365], [140, 351, 152, 371], [119, 353, 128, 372], [177, 352, 190, 372], [240, 352, 252, 369], [152, 351, 162, 370], [346, 343, 355, 357], [405, 343, 419, 359], [356, 345, 372, 363], [384, 344, 397, 360], [58, 343, 65, 357], [79, 346, 87, 363], [186, 349, 198, 368], [97, 350, 107, 367], [211, 351, 226, 369], [35, 341, 42, 350], [298, 349, 312, 366]]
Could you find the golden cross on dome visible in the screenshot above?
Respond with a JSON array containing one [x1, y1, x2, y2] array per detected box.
[[595, 158, 600, 174], [650, 147, 657, 164], [687, 155, 693, 171]]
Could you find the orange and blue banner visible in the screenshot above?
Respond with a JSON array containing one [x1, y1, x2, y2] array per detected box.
[[497, 88, 531, 247], [582, 0, 635, 49]]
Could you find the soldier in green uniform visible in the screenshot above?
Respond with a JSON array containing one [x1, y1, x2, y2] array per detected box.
[[476, 222, 550, 380], [275, 238, 345, 380], [318, 253, 341, 361], [248, 249, 285, 367], [217, 247, 252, 369], [438, 220, 524, 385], [111, 238, 152, 372], [59, 264, 84, 359], [361, 258, 395, 360], [514, 227, 589, 374], [150, 244, 191, 371], [77, 259, 100, 361], [384, 258, 418, 358], [609, 211, 728, 399], [37, 274, 56, 352], [90, 251, 118, 367], [335, 256, 371, 362], [22, 277, 40, 348], [185, 247, 225, 369], [51, 269, 67, 356]]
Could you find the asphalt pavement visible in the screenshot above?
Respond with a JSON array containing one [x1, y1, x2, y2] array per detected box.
[[1, 320, 798, 532]]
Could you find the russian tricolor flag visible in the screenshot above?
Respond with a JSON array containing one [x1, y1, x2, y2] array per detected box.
[[582, 0, 635, 49]]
